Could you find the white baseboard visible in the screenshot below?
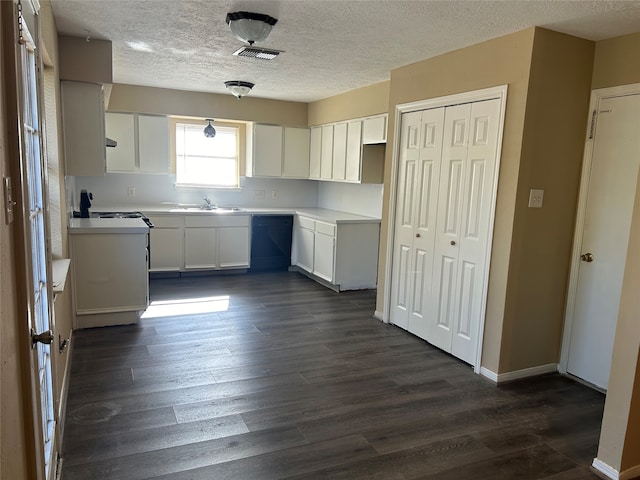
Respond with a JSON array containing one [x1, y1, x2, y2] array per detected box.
[[593, 458, 619, 479], [373, 310, 384, 322], [593, 457, 640, 479], [480, 363, 558, 384]]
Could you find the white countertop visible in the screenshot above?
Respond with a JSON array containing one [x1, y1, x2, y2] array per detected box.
[[134, 206, 381, 224], [68, 218, 150, 234]]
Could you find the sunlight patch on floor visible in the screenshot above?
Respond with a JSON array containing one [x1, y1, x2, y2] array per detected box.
[[141, 296, 230, 318]]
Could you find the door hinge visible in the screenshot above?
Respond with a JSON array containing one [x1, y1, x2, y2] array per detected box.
[[588, 109, 597, 139]]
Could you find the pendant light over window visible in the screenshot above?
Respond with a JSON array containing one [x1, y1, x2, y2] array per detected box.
[[204, 119, 216, 138], [224, 81, 254, 99], [226, 11, 278, 45]]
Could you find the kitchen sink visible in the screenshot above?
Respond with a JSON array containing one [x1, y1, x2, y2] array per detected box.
[[169, 206, 245, 213]]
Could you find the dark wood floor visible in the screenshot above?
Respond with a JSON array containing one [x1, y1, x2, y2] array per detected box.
[[61, 271, 605, 479]]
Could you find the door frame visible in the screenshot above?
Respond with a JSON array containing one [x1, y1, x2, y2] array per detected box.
[[383, 85, 508, 373], [559, 82, 640, 378]]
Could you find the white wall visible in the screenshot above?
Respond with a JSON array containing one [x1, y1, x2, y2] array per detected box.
[[317, 182, 383, 218], [72, 174, 319, 211]]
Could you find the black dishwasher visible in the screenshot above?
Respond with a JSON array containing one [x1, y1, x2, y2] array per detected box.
[[250, 215, 294, 272]]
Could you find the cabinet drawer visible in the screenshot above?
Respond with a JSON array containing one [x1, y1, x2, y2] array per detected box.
[[315, 221, 336, 237], [147, 215, 183, 228], [298, 216, 315, 230], [185, 214, 249, 228]]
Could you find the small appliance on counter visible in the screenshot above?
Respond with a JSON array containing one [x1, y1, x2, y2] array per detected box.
[[75, 190, 93, 218]]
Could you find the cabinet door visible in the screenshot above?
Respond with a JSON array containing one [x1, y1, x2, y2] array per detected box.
[[345, 120, 362, 182], [332, 122, 347, 181], [296, 227, 315, 273], [362, 114, 388, 144], [139, 115, 170, 173], [283, 127, 310, 178], [184, 227, 217, 269], [150, 228, 182, 271], [218, 226, 250, 268], [309, 127, 322, 179], [320, 125, 334, 180], [313, 231, 335, 282], [253, 125, 283, 177], [61, 81, 106, 176], [105, 112, 136, 172]]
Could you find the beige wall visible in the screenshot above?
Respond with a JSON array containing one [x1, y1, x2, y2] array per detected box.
[[108, 83, 308, 126], [592, 32, 640, 90], [498, 29, 594, 371], [379, 28, 537, 373], [308, 81, 390, 126], [58, 35, 112, 83]]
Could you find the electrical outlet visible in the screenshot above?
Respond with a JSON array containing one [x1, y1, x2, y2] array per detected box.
[[127, 186, 136, 197], [528, 189, 544, 208], [255, 189, 265, 200], [271, 190, 279, 200]]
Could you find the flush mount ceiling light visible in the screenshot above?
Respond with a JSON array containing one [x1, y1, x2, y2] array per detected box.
[[224, 81, 255, 99], [225, 11, 278, 45], [204, 119, 216, 138]]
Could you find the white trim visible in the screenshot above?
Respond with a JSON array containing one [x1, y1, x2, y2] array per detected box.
[[559, 82, 640, 378], [593, 458, 619, 480], [56, 335, 73, 442], [382, 85, 508, 373], [373, 310, 384, 321], [480, 363, 557, 384], [620, 464, 640, 480]]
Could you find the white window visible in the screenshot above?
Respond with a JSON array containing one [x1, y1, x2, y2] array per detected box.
[[175, 122, 239, 188]]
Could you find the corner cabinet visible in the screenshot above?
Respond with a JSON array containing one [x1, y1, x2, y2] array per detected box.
[[61, 81, 106, 176], [246, 124, 310, 179], [308, 114, 386, 184], [293, 215, 380, 291]]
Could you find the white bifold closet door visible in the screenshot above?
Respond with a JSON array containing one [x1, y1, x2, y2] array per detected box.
[[390, 98, 502, 366]]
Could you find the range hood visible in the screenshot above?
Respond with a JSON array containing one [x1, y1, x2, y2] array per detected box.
[[106, 137, 117, 148]]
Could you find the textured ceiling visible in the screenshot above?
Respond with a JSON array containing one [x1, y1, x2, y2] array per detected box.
[[50, 0, 640, 103]]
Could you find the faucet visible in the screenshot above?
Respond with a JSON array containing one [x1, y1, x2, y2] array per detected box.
[[202, 195, 215, 210]]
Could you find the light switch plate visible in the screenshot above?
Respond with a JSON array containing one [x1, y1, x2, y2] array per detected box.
[[528, 189, 544, 208]]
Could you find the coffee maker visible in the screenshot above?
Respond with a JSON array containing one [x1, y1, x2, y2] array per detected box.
[[79, 190, 92, 218]]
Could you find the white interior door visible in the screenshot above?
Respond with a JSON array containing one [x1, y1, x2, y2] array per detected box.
[[429, 99, 502, 365], [389, 108, 444, 335], [565, 93, 640, 390]]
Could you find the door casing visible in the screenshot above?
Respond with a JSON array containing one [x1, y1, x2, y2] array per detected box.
[[383, 85, 508, 373]]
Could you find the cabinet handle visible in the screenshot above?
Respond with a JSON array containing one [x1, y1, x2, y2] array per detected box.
[[450, 240, 456, 246], [416, 233, 421, 238]]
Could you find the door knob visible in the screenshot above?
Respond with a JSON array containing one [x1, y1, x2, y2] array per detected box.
[[31, 329, 54, 347], [580, 252, 594, 262], [450, 240, 456, 246]]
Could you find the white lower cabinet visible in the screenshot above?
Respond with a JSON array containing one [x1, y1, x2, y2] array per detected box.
[[147, 213, 250, 272], [148, 215, 183, 271], [294, 215, 380, 290], [70, 230, 148, 328]]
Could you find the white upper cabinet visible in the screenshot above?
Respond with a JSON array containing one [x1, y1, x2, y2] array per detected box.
[[320, 125, 334, 180], [345, 120, 363, 182], [362, 114, 388, 144], [61, 81, 106, 176], [105, 112, 170, 173], [283, 127, 310, 178], [246, 124, 310, 178], [106, 113, 136, 172], [332, 123, 348, 181], [138, 115, 170, 173], [309, 127, 322, 179]]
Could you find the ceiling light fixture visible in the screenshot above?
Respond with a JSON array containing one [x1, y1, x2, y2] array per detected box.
[[225, 11, 278, 45], [224, 81, 254, 99], [204, 119, 216, 138]]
